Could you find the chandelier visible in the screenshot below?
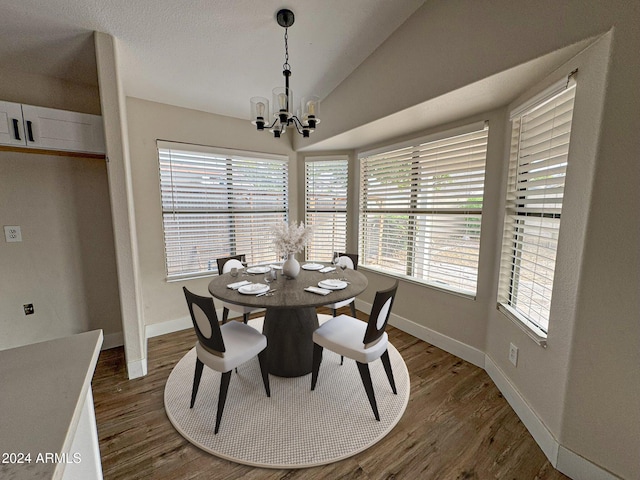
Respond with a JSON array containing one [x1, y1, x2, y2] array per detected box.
[[250, 9, 320, 138]]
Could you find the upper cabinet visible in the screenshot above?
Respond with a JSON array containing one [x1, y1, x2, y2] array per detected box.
[[0, 100, 105, 154]]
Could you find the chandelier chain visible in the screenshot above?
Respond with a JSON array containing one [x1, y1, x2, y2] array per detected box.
[[283, 27, 290, 71]]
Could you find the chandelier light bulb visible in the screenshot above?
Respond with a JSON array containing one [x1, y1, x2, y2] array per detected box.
[[256, 102, 266, 117], [277, 93, 288, 111]]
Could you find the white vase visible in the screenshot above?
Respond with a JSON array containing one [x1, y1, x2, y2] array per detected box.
[[282, 254, 300, 279]]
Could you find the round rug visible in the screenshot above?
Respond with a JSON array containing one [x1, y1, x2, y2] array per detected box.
[[164, 316, 410, 469]]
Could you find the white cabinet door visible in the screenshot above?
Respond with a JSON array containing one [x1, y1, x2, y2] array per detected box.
[[0, 101, 26, 146], [21, 105, 105, 154]]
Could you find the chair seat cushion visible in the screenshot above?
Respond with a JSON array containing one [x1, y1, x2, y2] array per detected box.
[[223, 301, 256, 314], [196, 321, 267, 372], [324, 297, 355, 310], [312, 314, 388, 364]]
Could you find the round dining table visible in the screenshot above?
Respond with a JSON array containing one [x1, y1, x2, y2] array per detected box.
[[208, 264, 368, 377]]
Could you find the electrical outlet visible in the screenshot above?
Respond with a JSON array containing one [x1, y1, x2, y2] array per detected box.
[[4, 225, 22, 242], [509, 343, 518, 366], [23, 304, 34, 315]]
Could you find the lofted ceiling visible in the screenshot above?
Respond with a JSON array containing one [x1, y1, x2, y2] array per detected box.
[[0, 0, 426, 121], [0, 1, 594, 152]]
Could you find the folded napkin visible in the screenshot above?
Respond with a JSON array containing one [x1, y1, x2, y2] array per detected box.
[[305, 286, 332, 295], [319, 266, 336, 273], [227, 280, 250, 289]]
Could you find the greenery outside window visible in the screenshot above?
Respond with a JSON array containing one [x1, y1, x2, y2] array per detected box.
[[358, 122, 489, 296]]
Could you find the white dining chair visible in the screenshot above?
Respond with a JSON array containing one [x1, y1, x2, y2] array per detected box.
[[323, 252, 359, 318], [311, 280, 399, 421], [183, 287, 270, 434], [216, 254, 257, 324]]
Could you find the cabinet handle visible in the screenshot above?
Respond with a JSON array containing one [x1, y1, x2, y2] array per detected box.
[[12, 119, 21, 140], [26, 120, 34, 142]]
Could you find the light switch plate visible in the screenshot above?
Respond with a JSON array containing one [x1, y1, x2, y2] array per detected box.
[[4, 225, 22, 242]]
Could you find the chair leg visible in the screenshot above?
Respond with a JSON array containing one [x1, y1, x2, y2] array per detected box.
[[332, 308, 337, 317], [380, 349, 397, 394], [243, 313, 249, 324], [340, 355, 344, 365], [311, 343, 323, 390], [222, 307, 229, 324], [214, 371, 232, 435], [190, 358, 204, 408], [258, 351, 271, 397], [356, 361, 380, 421], [349, 300, 357, 318]]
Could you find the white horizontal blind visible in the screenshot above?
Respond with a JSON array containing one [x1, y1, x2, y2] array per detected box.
[[498, 84, 576, 335], [359, 125, 488, 295], [158, 142, 288, 279], [305, 158, 348, 261]]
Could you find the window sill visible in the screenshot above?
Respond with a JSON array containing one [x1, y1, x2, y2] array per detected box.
[[497, 303, 548, 348]]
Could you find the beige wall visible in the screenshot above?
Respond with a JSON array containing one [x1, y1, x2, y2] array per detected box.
[[0, 66, 100, 115], [125, 97, 295, 327], [0, 152, 121, 349], [297, 1, 638, 477]]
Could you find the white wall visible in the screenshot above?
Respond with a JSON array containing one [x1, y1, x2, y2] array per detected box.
[[125, 97, 295, 328]]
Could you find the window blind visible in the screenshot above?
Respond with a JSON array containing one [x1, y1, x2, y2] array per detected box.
[[359, 123, 488, 295], [305, 157, 348, 261], [158, 142, 288, 279], [498, 83, 576, 335]]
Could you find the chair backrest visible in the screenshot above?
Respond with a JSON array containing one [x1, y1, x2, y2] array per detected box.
[[216, 254, 246, 275], [334, 252, 359, 270], [362, 280, 399, 346], [183, 287, 225, 354]]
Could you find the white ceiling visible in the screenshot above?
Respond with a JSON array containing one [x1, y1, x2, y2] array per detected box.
[[0, 0, 426, 120]]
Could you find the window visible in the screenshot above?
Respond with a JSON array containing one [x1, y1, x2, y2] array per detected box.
[[359, 122, 489, 296], [498, 80, 577, 337], [158, 141, 288, 279], [304, 157, 348, 261]]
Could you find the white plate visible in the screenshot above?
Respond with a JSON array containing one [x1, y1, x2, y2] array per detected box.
[[246, 266, 271, 274], [318, 279, 347, 290], [238, 284, 270, 295], [302, 263, 324, 271]]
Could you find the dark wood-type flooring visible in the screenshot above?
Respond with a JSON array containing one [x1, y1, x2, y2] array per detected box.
[[92, 308, 569, 480]]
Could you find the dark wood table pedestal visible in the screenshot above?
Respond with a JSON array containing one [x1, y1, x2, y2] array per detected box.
[[262, 306, 318, 377]]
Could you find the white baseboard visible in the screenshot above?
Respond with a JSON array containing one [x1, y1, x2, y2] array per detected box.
[[101, 331, 124, 350], [145, 308, 265, 339], [556, 446, 622, 480], [353, 298, 616, 480], [484, 357, 621, 480], [145, 315, 193, 339], [484, 356, 559, 464], [126, 358, 147, 379], [354, 298, 485, 368]]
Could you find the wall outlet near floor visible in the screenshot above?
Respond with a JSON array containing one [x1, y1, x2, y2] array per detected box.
[[509, 343, 518, 366]]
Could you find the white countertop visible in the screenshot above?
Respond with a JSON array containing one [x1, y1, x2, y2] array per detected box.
[[0, 330, 103, 480]]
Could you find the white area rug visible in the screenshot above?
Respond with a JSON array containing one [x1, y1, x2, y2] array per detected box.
[[164, 316, 410, 469]]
